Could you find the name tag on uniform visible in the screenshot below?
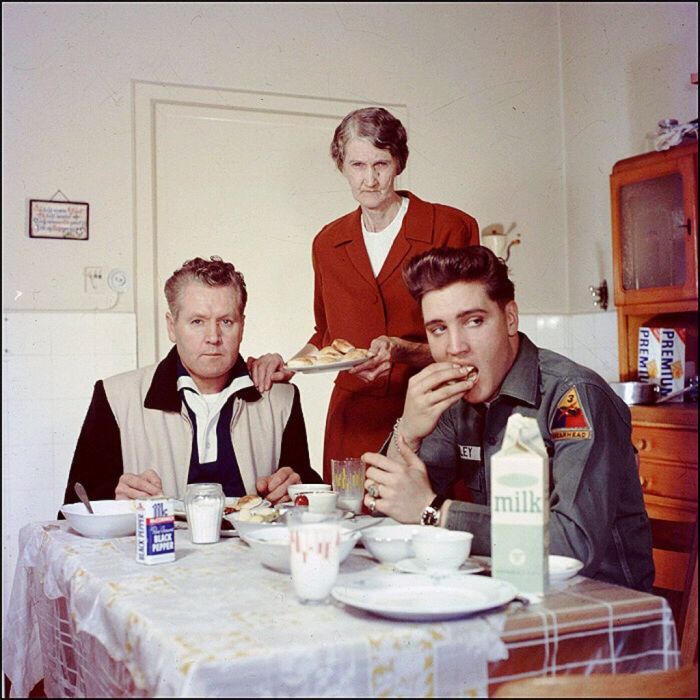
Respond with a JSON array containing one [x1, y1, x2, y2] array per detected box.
[[459, 445, 481, 461]]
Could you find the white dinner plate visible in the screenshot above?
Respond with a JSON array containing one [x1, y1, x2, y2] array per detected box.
[[332, 575, 518, 621], [393, 557, 484, 576], [549, 555, 584, 581], [283, 357, 368, 374]]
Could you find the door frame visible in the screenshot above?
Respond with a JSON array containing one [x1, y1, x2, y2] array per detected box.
[[132, 80, 407, 366]]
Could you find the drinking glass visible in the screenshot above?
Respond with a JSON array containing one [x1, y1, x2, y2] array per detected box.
[[287, 509, 341, 604], [184, 483, 224, 544], [330, 458, 365, 514]]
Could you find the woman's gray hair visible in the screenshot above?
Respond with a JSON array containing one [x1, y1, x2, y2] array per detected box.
[[164, 256, 247, 318], [330, 107, 409, 174]]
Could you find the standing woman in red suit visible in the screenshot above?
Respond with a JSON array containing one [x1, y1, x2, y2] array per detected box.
[[249, 107, 479, 483]]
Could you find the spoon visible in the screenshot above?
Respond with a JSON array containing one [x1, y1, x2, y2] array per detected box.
[[74, 482, 94, 514]]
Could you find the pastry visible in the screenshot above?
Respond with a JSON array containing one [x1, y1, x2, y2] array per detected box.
[[343, 348, 372, 361], [331, 338, 355, 354], [236, 494, 263, 510], [287, 356, 315, 368]]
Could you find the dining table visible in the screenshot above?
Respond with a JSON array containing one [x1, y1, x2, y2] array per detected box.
[[3, 518, 680, 698]]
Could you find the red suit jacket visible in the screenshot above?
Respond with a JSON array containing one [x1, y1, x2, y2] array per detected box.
[[307, 190, 479, 481]]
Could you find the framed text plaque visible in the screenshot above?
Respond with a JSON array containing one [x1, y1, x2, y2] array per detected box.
[[29, 199, 89, 240]]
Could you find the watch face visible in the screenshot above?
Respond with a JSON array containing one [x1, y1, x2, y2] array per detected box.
[[421, 506, 439, 526]]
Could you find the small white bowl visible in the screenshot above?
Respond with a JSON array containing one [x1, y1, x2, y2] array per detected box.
[[361, 524, 421, 563], [287, 483, 331, 500], [245, 526, 361, 573], [412, 529, 473, 574], [61, 500, 137, 539]]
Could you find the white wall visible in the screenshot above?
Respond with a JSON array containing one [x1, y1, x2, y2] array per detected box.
[[3, 1, 567, 313]]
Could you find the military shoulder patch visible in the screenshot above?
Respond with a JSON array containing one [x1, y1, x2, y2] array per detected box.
[[550, 386, 592, 440]]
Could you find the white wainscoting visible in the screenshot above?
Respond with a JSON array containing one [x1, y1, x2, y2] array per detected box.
[[2, 312, 137, 625]]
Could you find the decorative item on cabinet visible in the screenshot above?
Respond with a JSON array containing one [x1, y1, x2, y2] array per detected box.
[[610, 141, 698, 642]]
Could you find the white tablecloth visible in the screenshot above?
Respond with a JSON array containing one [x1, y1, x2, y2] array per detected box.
[[4, 522, 509, 697]]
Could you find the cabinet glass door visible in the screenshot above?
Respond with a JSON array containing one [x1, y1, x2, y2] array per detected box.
[[620, 173, 686, 291]]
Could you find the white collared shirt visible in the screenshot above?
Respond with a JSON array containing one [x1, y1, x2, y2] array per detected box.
[[177, 374, 254, 462], [362, 196, 409, 277]]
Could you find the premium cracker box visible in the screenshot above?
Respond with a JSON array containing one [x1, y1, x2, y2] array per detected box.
[[638, 326, 686, 401], [491, 413, 549, 594], [659, 328, 686, 400], [637, 326, 655, 382]]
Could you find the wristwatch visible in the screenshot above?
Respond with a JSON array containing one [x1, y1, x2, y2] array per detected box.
[[420, 495, 446, 526]]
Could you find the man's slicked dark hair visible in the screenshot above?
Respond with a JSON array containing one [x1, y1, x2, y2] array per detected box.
[[402, 245, 515, 308]]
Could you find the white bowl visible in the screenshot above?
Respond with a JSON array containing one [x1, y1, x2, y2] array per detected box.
[[226, 510, 283, 541], [549, 555, 584, 583], [61, 500, 137, 539], [361, 524, 421, 563], [412, 529, 473, 574], [245, 526, 361, 573], [287, 483, 331, 500]]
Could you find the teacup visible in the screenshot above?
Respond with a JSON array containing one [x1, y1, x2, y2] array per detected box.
[[306, 491, 338, 514], [412, 529, 473, 575]]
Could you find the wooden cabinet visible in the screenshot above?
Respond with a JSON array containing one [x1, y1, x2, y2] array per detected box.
[[610, 142, 698, 627]]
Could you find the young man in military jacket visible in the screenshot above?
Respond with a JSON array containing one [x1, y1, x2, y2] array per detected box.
[[361, 245, 654, 592]]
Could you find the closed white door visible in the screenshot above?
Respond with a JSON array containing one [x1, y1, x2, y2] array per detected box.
[[134, 83, 408, 473]]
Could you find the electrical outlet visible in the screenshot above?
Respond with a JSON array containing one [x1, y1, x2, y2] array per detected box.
[[84, 267, 106, 294], [108, 269, 128, 293]]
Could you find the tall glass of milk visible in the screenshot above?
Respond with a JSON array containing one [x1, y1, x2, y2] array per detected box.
[[287, 509, 341, 604]]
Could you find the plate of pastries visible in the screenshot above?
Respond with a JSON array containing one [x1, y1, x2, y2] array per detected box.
[[284, 339, 374, 373]]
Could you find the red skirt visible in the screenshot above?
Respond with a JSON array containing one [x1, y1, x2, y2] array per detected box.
[[321, 385, 406, 483]]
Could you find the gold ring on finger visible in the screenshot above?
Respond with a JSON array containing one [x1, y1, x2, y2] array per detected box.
[[367, 483, 379, 499], [368, 498, 377, 514]]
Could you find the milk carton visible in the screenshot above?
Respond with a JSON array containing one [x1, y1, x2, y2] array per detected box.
[[491, 413, 549, 594]]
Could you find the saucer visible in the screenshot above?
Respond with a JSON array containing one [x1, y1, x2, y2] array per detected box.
[[393, 557, 484, 576]]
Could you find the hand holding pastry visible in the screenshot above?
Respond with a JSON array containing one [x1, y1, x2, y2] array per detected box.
[[396, 362, 478, 454]]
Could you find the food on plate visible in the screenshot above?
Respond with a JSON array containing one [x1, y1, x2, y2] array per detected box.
[[236, 507, 279, 523], [237, 494, 263, 510], [287, 356, 315, 368], [331, 338, 355, 354], [342, 348, 372, 361], [316, 347, 344, 362], [285, 338, 373, 369], [222, 494, 263, 515]]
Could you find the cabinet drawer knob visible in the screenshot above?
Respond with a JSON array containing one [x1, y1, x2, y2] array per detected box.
[[635, 438, 648, 451]]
